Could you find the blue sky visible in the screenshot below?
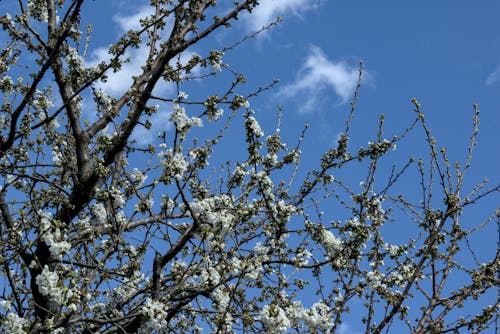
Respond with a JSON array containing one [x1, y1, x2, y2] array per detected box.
[[81, 1, 499, 332]]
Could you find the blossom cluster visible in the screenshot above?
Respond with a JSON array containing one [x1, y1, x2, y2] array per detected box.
[[258, 300, 333, 333], [169, 104, 203, 131], [39, 212, 70, 260], [35, 266, 64, 305], [159, 148, 189, 181], [1, 312, 29, 334], [27, 0, 49, 22], [143, 299, 169, 331]]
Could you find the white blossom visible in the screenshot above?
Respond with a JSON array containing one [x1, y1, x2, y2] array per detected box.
[[131, 168, 148, 186], [253, 242, 269, 256], [169, 104, 202, 130], [0, 115, 6, 130], [293, 248, 312, 266], [303, 301, 333, 332], [39, 211, 52, 232], [190, 117, 203, 127], [320, 228, 342, 252], [0, 76, 14, 92], [209, 50, 224, 71], [109, 187, 125, 208], [246, 116, 264, 137], [42, 229, 71, 260], [207, 107, 224, 121], [389, 272, 405, 287], [37, 110, 60, 130], [189, 195, 234, 230], [198, 266, 221, 287], [365, 270, 386, 290], [91, 202, 107, 225], [143, 299, 168, 331], [2, 312, 29, 334], [259, 304, 291, 333], [52, 148, 63, 166], [211, 286, 230, 310], [36, 266, 64, 305], [244, 259, 264, 280], [171, 152, 188, 180], [27, 0, 49, 22], [229, 257, 243, 276], [113, 271, 148, 300], [0, 300, 11, 311], [135, 195, 154, 212], [65, 47, 84, 70], [115, 210, 127, 226], [383, 243, 404, 257], [95, 89, 113, 113], [285, 301, 306, 324]]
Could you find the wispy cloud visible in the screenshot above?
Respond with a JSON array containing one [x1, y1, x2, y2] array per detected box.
[[245, 0, 320, 31], [88, 5, 159, 96], [486, 66, 500, 85], [279, 46, 361, 113], [90, 46, 151, 96], [86, 5, 198, 146], [131, 106, 172, 146], [113, 5, 155, 31], [88, 5, 200, 97]]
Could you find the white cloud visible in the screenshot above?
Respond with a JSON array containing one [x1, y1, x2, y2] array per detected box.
[[131, 108, 172, 146], [486, 66, 500, 85], [279, 46, 361, 113], [113, 6, 155, 31], [245, 0, 320, 31], [85, 5, 201, 145], [88, 5, 198, 97], [87, 5, 159, 96], [90, 46, 151, 96]]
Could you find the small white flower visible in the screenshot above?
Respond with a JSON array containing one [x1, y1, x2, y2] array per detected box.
[[36, 266, 64, 305], [67, 303, 77, 312], [247, 116, 264, 137], [131, 168, 148, 186], [92, 202, 107, 225], [2, 312, 28, 333], [211, 286, 230, 310], [109, 187, 125, 208], [0, 300, 11, 311], [321, 229, 342, 251], [171, 152, 188, 180], [259, 304, 291, 333], [143, 299, 168, 331], [52, 148, 63, 166], [303, 301, 333, 331], [27, 0, 49, 22], [42, 229, 71, 260], [190, 117, 203, 127], [208, 108, 224, 121]]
